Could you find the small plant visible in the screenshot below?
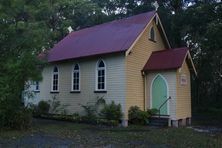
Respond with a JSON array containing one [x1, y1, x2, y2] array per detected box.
[[147, 108, 159, 116], [72, 112, 81, 120], [48, 95, 69, 114], [100, 101, 123, 121], [128, 106, 150, 125], [38, 101, 50, 115], [80, 96, 106, 122], [80, 103, 97, 121]]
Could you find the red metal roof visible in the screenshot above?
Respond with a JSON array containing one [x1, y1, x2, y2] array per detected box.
[[48, 11, 156, 62], [143, 47, 189, 71]]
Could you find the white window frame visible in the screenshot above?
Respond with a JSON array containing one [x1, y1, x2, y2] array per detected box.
[[149, 26, 156, 41], [34, 81, 40, 92], [51, 66, 59, 92], [95, 59, 106, 91], [71, 63, 81, 92]]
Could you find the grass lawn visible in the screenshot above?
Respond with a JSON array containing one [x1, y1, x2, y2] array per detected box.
[[0, 119, 222, 147]]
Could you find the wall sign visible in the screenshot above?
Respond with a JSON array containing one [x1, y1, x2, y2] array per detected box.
[[180, 74, 187, 85]]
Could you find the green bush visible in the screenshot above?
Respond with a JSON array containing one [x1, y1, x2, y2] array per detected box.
[[80, 104, 97, 122], [128, 106, 150, 125], [72, 112, 81, 120], [96, 119, 119, 126], [27, 103, 40, 117], [147, 108, 159, 115], [0, 107, 32, 130], [38, 101, 50, 115], [48, 96, 68, 115], [100, 101, 122, 121], [13, 108, 32, 130]]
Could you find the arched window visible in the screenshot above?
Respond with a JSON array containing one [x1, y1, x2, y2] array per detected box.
[[35, 81, 40, 91], [52, 66, 59, 92], [96, 60, 106, 91], [149, 26, 155, 41], [72, 64, 80, 91]]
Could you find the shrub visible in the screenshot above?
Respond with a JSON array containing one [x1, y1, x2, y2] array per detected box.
[[80, 103, 97, 122], [147, 108, 159, 115], [38, 101, 50, 115], [26, 103, 40, 117], [72, 112, 81, 120], [0, 107, 32, 130], [48, 95, 68, 114], [128, 106, 150, 125], [96, 119, 119, 126], [100, 101, 122, 121], [80, 97, 106, 122], [13, 108, 32, 130]]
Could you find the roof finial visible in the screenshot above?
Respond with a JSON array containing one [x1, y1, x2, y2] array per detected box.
[[152, 1, 159, 11]]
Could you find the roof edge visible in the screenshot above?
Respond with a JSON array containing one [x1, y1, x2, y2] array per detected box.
[[125, 12, 156, 56], [155, 13, 171, 49], [48, 50, 125, 63]]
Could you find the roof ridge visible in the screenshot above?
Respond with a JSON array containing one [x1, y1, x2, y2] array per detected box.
[[69, 11, 156, 36]]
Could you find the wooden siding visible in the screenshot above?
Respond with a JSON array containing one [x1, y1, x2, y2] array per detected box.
[[125, 19, 167, 119], [176, 61, 191, 119], [29, 54, 126, 115], [146, 72, 177, 120]]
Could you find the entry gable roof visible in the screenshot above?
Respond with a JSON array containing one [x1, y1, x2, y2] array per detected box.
[[48, 11, 156, 62], [143, 47, 197, 75]]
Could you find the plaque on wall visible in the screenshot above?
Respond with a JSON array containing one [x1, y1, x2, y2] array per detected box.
[[180, 74, 187, 85]]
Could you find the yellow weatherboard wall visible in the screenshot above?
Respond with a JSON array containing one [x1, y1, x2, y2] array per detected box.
[[176, 61, 191, 119], [125, 19, 167, 119]]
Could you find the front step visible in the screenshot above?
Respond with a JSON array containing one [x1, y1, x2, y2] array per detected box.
[[149, 117, 169, 127]]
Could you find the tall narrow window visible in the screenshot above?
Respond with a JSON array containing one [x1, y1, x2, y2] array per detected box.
[[72, 64, 80, 91], [96, 60, 106, 91], [34, 81, 40, 91], [52, 66, 59, 92], [149, 26, 155, 41]]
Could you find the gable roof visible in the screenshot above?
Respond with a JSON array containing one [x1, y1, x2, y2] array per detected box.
[[143, 47, 191, 71], [48, 11, 156, 62]]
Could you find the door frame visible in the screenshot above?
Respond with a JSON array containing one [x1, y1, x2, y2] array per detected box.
[[150, 73, 170, 115]]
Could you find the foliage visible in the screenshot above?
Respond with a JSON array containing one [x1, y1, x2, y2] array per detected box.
[[37, 101, 50, 115], [128, 106, 150, 125], [12, 108, 32, 130], [80, 104, 97, 121], [26, 103, 40, 117], [72, 112, 81, 120], [147, 108, 159, 115], [100, 101, 123, 121], [0, 103, 32, 130], [48, 95, 68, 115], [80, 97, 106, 121], [39, 112, 118, 126]]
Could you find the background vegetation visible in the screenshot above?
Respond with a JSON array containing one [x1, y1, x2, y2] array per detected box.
[[0, 0, 221, 129]]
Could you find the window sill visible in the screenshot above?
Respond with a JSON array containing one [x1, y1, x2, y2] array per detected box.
[[94, 90, 107, 93], [50, 91, 59, 94], [70, 91, 81, 93], [149, 39, 156, 43]]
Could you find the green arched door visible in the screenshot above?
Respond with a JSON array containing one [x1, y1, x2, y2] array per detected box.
[[152, 75, 168, 115]]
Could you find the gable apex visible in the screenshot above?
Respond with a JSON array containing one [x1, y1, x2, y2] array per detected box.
[[125, 13, 171, 56]]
